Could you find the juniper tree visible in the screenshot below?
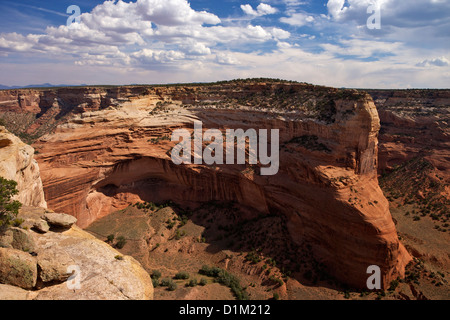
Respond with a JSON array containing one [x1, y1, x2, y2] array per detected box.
[[0, 177, 22, 228]]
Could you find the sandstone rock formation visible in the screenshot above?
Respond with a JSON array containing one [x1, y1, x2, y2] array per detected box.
[[0, 284, 34, 300], [0, 126, 47, 208], [0, 207, 154, 300], [43, 212, 77, 229], [0, 128, 153, 300], [0, 80, 413, 289], [0, 247, 37, 290], [367, 89, 449, 181]]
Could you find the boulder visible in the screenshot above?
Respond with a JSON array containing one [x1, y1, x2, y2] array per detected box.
[[0, 248, 37, 290], [32, 226, 153, 300], [37, 249, 74, 284], [0, 229, 13, 249], [17, 207, 50, 233], [32, 220, 50, 233], [43, 213, 77, 229], [0, 227, 37, 252], [10, 227, 36, 252]]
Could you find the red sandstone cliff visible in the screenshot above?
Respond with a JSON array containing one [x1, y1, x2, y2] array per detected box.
[[0, 82, 412, 289]]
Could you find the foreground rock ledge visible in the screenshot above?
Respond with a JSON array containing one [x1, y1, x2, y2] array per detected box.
[[32, 225, 153, 300], [0, 208, 153, 300]]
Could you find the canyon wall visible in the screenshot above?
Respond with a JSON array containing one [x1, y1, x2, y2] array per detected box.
[[0, 82, 412, 289], [0, 128, 153, 300], [367, 89, 449, 181]]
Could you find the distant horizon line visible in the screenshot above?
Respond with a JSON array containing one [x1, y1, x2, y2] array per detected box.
[[1, 80, 449, 91]]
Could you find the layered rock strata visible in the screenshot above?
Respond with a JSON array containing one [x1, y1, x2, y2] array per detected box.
[[1, 82, 412, 289], [0, 129, 153, 300], [367, 89, 449, 180]]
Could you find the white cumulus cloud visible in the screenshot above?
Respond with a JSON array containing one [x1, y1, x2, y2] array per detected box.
[[0, 0, 290, 70], [241, 3, 278, 17], [280, 12, 315, 26]]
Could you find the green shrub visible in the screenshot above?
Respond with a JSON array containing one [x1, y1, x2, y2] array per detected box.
[[11, 218, 24, 227], [160, 278, 173, 287], [269, 276, 284, 287], [107, 234, 115, 243], [179, 215, 188, 227], [0, 177, 22, 229], [389, 279, 399, 291], [245, 251, 262, 264], [199, 278, 207, 286], [187, 279, 198, 287], [151, 270, 162, 280], [167, 281, 177, 291], [199, 265, 248, 300], [115, 236, 127, 249], [152, 278, 159, 288], [199, 265, 222, 277], [166, 220, 176, 230], [174, 271, 190, 280], [175, 230, 183, 240], [161, 278, 178, 291]]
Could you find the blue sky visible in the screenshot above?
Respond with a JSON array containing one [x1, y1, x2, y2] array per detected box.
[[0, 0, 449, 88]]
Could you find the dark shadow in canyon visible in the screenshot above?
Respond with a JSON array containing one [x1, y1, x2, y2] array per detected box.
[[93, 168, 349, 293]]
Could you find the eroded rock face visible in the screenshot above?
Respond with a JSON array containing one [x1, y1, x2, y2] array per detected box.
[[0, 126, 47, 208], [0, 126, 153, 300], [7, 82, 412, 289], [367, 89, 450, 181]]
